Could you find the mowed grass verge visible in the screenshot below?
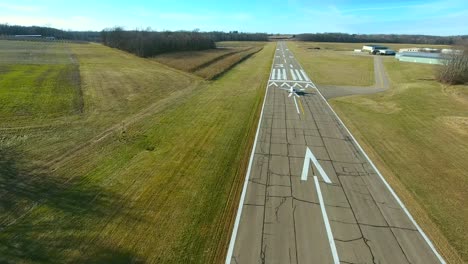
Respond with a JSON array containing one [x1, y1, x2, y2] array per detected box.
[[0, 41, 275, 263], [328, 59, 467, 263], [153, 41, 265, 79], [289, 41, 375, 86]]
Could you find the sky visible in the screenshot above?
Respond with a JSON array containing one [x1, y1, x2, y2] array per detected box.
[[0, 0, 467, 35]]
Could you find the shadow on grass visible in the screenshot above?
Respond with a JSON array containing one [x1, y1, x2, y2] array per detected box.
[[0, 147, 144, 263]]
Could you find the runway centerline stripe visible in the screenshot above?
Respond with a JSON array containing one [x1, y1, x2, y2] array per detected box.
[[293, 96, 300, 114], [314, 176, 340, 264]]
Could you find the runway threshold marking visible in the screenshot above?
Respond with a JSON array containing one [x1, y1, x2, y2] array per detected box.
[[290, 69, 297, 80], [295, 69, 303, 81], [300, 69, 310, 81], [301, 147, 332, 183], [314, 176, 340, 264]]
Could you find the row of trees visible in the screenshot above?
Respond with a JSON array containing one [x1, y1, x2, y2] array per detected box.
[[101, 28, 216, 57], [437, 41, 468, 85], [205, 31, 268, 42], [0, 24, 101, 41], [100, 28, 269, 57], [296, 33, 468, 45]]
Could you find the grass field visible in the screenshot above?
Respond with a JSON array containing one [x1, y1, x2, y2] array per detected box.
[[288, 41, 375, 86], [0, 40, 274, 263], [321, 58, 467, 262], [153, 41, 266, 79]]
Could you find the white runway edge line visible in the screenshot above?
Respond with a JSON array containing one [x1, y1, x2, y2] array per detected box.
[[225, 45, 277, 264], [314, 176, 340, 264], [292, 57, 447, 263]]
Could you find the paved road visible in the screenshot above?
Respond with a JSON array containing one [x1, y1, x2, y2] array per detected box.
[[318, 55, 390, 99], [225, 42, 444, 264]]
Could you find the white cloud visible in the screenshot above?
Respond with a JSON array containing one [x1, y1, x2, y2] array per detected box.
[[0, 3, 43, 12], [0, 15, 105, 31]]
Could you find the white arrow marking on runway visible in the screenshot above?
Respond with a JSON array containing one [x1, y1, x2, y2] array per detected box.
[[293, 83, 303, 88], [269, 82, 278, 87], [314, 176, 340, 264], [281, 82, 290, 87], [301, 147, 332, 183], [305, 83, 315, 88]]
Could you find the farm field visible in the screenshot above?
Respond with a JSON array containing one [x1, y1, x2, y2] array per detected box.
[[288, 41, 375, 86], [153, 41, 266, 79], [0, 40, 275, 263], [310, 54, 467, 262]]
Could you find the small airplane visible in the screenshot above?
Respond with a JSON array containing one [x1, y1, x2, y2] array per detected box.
[[280, 86, 305, 97]]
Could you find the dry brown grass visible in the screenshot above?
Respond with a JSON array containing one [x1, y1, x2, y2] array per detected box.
[[153, 41, 267, 79], [152, 48, 244, 72], [0, 39, 275, 263]]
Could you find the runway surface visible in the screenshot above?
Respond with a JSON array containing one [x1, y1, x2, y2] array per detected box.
[[226, 42, 444, 264]]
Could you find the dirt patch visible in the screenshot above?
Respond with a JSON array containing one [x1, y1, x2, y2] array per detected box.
[[354, 98, 401, 114], [440, 116, 468, 136]]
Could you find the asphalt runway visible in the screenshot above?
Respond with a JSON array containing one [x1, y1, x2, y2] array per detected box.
[[225, 41, 444, 264]]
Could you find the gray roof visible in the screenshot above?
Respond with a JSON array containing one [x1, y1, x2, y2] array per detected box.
[[397, 52, 447, 59]]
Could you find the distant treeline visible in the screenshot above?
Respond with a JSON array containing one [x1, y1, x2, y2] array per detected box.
[[101, 28, 215, 57], [0, 24, 101, 41], [0, 24, 268, 56], [101, 28, 268, 57], [204, 31, 269, 42], [296, 33, 468, 45]]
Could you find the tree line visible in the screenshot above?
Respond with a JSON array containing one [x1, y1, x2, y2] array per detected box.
[[437, 40, 468, 85], [101, 28, 269, 57], [0, 24, 268, 56], [101, 28, 216, 57], [0, 24, 101, 41], [296, 33, 468, 45]]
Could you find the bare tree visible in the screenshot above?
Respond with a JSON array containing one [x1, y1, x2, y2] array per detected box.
[[437, 40, 468, 85]]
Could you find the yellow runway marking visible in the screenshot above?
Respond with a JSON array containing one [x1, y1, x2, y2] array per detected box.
[[298, 98, 305, 115]]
